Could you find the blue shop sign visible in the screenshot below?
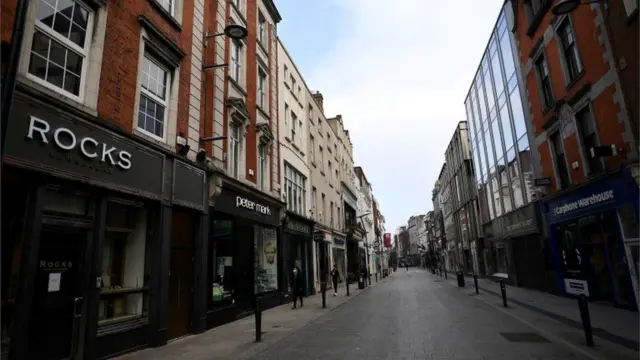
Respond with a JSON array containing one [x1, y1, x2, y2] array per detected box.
[[545, 169, 638, 225], [334, 238, 345, 245]]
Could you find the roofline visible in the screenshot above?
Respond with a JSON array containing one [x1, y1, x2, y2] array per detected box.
[[263, 0, 282, 23]]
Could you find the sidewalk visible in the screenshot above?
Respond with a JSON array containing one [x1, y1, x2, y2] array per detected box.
[[114, 273, 394, 360], [435, 271, 639, 360]]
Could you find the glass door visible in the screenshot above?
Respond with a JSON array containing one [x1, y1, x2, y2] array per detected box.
[[27, 224, 90, 360]]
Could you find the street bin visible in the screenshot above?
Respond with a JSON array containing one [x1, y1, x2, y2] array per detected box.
[[456, 271, 465, 287], [358, 273, 365, 289]]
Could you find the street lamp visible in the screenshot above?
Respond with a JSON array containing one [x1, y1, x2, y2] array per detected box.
[[202, 24, 248, 71], [552, 0, 601, 15]]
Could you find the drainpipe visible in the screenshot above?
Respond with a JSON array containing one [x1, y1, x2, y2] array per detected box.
[[1, 0, 30, 157]]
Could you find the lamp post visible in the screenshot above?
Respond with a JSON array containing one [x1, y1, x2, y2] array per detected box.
[[551, 0, 602, 15]]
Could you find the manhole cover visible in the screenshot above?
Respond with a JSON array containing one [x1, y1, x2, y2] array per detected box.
[[500, 332, 550, 343]]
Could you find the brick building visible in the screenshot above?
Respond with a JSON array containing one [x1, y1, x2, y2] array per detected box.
[[1, 1, 286, 359], [511, 0, 639, 309]]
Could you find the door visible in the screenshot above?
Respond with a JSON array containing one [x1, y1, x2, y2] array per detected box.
[[27, 225, 88, 360], [167, 212, 194, 341], [233, 225, 254, 309]]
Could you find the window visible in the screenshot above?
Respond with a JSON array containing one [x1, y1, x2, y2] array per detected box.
[[311, 187, 317, 216], [335, 169, 339, 187], [319, 146, 324, 173], [284, 163, 307, 215], [257, 145, 266, 190], [337, 206, 341, 230], [290, 76, 296, 95], [623, 0, 638, 17], [550, 132, 570, 188], [233, 0, 241, 9], [328, 161, 333, 185], [28, 0, 93, 98], [158, 0, 175, 15], [283, 65, 288, 85], [284, 103, 289, 129], [230, 40, 241, 82], [254, 226, 277, 293], [535, 54, 554, 109], [321, 193, 326, 223], [99, 201, 149, 326], [308, 105, 313, 121], [558, 20, 582, 81], [258, 12, 267, 45], [309, 135, 316, 163], [509, 88, 527, 138], [229, 123, 240, 177], [291, 111, 297, 143], [499, 103, 514, 151], [500, 31, 515, 78], [527, 0, 548, 17], [211, 219, 233, 308], [258, 67, 267, 108], [330, 201, 334, 228], [575, 106, 604, 174], [138, 54, 170, 140]]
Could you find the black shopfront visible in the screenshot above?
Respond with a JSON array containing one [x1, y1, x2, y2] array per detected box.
[[2, 92, 210, 360], [206, 178, 284, 329], [282, 212, 315, 297], [484, 201, 552, 292]]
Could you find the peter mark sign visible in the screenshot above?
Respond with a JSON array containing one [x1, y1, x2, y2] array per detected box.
[[236, 196, 271, 215]]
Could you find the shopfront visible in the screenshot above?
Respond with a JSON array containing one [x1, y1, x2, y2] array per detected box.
[[207, 179, 284, 328], [332, 234, 347, 288], [484, 202, 551, 291], [282, 212, 315, 297], [2, 93, 209, 360], [545, 168, 639, 310]]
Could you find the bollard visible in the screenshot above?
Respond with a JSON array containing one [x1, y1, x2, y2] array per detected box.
[[346, 278, 350, 296], [255, 297, 262, 342], [321, 281, 326, 308], [444, 270, 448, 280], [500, 280, 507, 307], [577, 294, 594, 347], [474, 274, 479, 295], [375, 273, 378, 283]]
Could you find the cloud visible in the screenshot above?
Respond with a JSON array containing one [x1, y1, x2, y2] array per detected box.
[[300, 0, 505, 232]]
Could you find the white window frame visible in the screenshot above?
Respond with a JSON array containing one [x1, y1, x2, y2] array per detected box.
[[258, 67, 267, 108], [137, 53, 171, 142], [556, 18, 583, 83], [291, 111, 297, 143], [27, 0, 95, 102], [258, 144, 266, 190], [258, 12, 267, 44], [230, 40, 242, 82], [229, 123, 241, 178], [284, 163, 307, 215], [309, 135, 316, 163], [311, 187, 317, 215], [158, 0, 176, 16]]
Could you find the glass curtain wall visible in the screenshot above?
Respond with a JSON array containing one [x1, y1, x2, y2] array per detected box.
[[465, 11, 535, 226]]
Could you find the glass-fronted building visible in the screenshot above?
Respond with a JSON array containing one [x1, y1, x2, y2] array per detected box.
[[464, 7, 550, 291]]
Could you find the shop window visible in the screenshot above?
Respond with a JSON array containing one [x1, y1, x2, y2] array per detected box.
[[99, 201, 149, 326], [211, 219, 234, 308], [495, 244, 508, 274], [601, 211, 634, 306], [254, 226, 278, 293], [618, 205, 639, 241]]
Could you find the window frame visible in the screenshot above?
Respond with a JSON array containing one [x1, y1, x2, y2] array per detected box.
[[230, 40, 242, 83], [257, 144, 267, 190], [136, 53, 171, 142], [257, 66, 267, 108], [556, 18, 583, 84], [258, 12, 267, 45], [574, 104, 604, 175], [27, 0, 95, 102], [284, 163, 307, 215], [229, 123, 241, 178], [534, 53, 554, 109], [549, 131, 571, 189]]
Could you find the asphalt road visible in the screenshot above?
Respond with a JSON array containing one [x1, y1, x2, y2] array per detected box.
[[247, 268, 591, 360]]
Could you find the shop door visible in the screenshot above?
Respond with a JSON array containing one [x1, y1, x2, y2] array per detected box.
[[233, 225, 254, 310], [167, 212, 194, 341], [27, 224, 89, 360]]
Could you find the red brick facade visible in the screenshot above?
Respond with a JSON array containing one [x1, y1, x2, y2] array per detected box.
[[512, 0, 638, 193]]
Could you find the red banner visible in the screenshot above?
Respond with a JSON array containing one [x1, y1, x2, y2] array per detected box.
[[384, 233, 392, 247]]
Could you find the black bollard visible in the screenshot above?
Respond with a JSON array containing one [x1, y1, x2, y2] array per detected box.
[[255, 297, 262, 342], [321, 281, 326, 308], [346, 278, 350, 296], [444, 269, 448, 280], [474, 274, 479, 294], [375, 273, 378, 283], [500, 280, 507, 307], [577, 294, 594, 347]]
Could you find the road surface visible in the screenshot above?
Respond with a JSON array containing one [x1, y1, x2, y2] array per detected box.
[[248, 269, 591, 360]]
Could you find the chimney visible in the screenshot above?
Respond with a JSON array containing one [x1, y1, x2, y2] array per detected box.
[[311, 91, 323, 113]]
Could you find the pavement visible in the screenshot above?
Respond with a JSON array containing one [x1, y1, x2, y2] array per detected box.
[[115, 268, 639, 360], [114, 274, 388, 360]]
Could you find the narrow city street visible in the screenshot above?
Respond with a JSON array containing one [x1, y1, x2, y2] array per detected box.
[[247, 269, 596, 360]]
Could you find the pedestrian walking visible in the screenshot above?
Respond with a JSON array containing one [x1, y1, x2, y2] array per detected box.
[[291, 266, 304, 309], [405, 263, 409, 272], [330, 265, 341, 296]]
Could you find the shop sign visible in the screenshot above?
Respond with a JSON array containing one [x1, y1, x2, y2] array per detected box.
[[545, 170, 635, 224], [491, 202, 540, 239], [334, 238, 345, 245], [4, 99, 165, 198], [285, 217, 313, 236], [215, 187, 281, 226]]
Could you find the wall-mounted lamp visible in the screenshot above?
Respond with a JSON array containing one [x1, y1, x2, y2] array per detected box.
[[552, 0, 602, 15], [177, 143, 190, 156], [204, 24, 248, 46]]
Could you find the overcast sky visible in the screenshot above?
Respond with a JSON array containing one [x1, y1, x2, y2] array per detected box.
[[276, 0, 505, 233]]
